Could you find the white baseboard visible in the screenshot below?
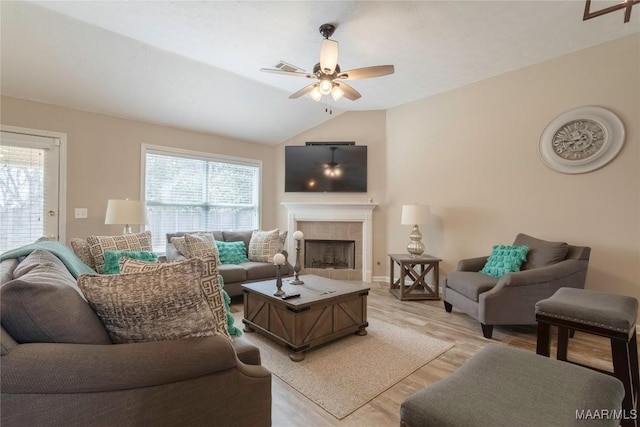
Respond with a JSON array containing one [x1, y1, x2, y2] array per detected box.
[[372, 275, 389, 283]]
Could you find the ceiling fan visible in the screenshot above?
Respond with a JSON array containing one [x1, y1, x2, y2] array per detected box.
[[260, 23, 394, 102]]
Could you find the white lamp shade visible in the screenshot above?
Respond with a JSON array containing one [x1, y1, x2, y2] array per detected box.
[[331, 85, 344, 101], [105, 199, 147, 225], [310, 87, 322, 102], [318, 78, 333, 95], [401, 205, 430, 225]]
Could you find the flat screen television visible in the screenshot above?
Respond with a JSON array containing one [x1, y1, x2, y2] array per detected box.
[[285, 145, 367, 192]]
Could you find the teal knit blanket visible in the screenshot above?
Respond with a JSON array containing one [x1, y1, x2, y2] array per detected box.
[[218, 275, 242, 337], [0, 240, 96, 278]]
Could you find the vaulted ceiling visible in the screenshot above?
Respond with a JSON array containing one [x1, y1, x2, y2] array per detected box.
[[1, 1, 638, 145]]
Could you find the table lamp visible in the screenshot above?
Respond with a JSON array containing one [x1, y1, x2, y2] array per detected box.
[[105, 199, 147, 234], [401, 204, 431, 256]]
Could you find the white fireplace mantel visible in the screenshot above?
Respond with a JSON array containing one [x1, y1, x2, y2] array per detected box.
[[282, 202, 377, 282]]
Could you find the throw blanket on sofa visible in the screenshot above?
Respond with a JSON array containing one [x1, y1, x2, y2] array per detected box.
[[0, 240, 96, 278], [219, 275, 242, 337]]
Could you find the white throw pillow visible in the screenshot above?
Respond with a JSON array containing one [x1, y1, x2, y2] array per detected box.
[[248, 228, 282, 263]]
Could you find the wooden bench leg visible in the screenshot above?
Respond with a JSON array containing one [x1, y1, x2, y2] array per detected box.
[[557, 327, 570, 361], [536, 321, 551, 357], [630, 331, 639, 410], [612, 338, 637, 427]]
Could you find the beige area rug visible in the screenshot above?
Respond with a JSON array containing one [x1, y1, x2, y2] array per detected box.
[[235, 314, 454, 420]]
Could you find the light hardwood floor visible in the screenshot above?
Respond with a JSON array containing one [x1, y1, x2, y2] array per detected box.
[[231, 281, 619, 427]]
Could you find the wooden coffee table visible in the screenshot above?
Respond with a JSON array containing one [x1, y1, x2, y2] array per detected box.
[[242, 274, 369, 361]]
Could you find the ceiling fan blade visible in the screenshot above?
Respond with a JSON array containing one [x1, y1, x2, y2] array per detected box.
[[319, 39, 339, 74], [337, 65, 395, 80], [289, 83, 318, 99], [260, 68, 316, 79], [335, 82, 361, 101]]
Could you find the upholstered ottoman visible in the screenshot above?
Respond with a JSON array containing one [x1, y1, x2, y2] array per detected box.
[[400, 343, 624, 427], [536, 287, 639, 427]]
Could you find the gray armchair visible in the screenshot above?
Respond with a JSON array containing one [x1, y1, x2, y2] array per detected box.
[[443, 233, 590, 339]]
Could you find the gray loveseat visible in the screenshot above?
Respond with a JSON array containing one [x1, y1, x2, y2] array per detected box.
[[0, 247, 271, 427], [165, 230, 292, 297]]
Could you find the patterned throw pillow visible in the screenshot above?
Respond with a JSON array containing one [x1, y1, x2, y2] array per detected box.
[[184, 233, 220, 265], [102, 250, 158, 274], [216, 241, 250, 264], [86, 231, 152, 274], [171, 236, 188, 257], [77, 258, 219, 344], [69, 238, 96, 269], [120, 256, 230, 339], [480, 245, 529, 278], [248, 228, 282, 263]]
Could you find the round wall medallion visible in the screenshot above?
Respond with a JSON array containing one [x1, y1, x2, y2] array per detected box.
[[539, 106, 625, 174]]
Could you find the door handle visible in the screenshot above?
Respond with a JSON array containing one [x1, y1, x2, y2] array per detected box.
[[48, 210, 56, 216]]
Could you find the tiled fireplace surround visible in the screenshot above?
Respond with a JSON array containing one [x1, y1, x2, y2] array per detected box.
[[283, 203, 376, 282]]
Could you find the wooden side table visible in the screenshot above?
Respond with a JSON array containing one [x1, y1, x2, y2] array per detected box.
[[389, 254, 442, 301]]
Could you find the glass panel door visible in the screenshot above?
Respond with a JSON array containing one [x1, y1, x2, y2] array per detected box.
[[0, 131, 60, 253]]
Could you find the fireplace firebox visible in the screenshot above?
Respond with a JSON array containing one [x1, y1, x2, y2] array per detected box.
[[304, 239, 356, 269]]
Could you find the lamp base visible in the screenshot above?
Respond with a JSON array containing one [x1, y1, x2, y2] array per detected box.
[[406, 225, 425, 256]]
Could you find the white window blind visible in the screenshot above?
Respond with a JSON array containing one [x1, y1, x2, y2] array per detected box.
[[0, 143, 53, 252], [143, 147, 261, 252]]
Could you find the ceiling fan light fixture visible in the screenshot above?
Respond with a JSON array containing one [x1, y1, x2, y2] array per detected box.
[[318, 78, 333, 95], [331, 85, 344, 101], [324, 166, 341, 177], [310, 86, 322, 102]]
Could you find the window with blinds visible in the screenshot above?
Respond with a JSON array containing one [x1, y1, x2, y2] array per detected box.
[[143, 146, 261, 252], [0, 143, 53, 253]]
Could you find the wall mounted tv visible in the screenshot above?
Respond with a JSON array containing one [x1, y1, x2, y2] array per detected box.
[[285, 144, 368, 193]]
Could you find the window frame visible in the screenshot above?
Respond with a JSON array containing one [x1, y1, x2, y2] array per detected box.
[[140, 144, 263, 248]]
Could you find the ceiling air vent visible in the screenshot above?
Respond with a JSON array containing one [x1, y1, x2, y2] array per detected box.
[[274, 61, 305, 73]]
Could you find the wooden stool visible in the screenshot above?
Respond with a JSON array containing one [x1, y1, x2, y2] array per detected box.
[[400, 343, 624, 427], [536, 287, 639, 427]]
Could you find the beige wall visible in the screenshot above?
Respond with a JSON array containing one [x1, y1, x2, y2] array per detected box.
[[2, 34, 638, 300], [0, 96, 277, 240], [386, 34, 639, 299], [274, 111, 389, 277]]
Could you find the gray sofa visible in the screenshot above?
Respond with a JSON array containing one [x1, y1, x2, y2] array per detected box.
[[165, 230, 291, 297], [444, 233, 591, 339], [0, 248, 272, 427]]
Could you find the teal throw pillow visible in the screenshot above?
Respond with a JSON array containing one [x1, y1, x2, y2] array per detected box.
[[216, 241, 250, 265], [103, 250, 159, 275], [480, 245, 529, 278]]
